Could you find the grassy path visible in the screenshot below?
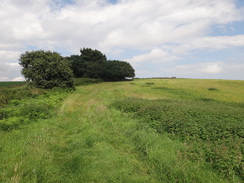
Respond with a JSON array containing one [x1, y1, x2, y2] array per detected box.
[[2, 80, 241, 182]]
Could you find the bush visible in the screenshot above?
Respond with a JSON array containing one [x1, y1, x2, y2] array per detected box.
[[19, 50, 74, 89], [208, 88, 219, 91]]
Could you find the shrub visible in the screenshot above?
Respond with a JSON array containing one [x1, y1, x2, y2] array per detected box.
[[19, 50, 74, 89], [208, 88, 219, 91]]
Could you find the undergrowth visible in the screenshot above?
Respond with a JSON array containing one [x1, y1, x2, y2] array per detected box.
[[74, 78, 103, 86], [112, 98, 244, 182], [0, 87, 72, 131]]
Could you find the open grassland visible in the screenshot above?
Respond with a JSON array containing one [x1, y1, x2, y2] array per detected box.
[[0, 79, 243, 182]]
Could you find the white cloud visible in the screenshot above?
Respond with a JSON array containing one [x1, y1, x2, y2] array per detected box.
[[157, 61, 244, 80], [0, 62, 22, 81], [0, 50, 20, 63], [0, 0, 243, 80], [203, 64, 222, 74], [128, 48, 181, 64], [173, 35, 244, 55], [0, 77, 9, 81], [12, 76, 25, 81]]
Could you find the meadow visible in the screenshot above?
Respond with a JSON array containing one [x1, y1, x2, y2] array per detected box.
[[0, 79, 243, 182]]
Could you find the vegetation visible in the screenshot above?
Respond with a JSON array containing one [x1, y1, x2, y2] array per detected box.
[[0, 81, 25, 88], [0, 84, 71, 131], [0, 79, 243, 182], [74, 78, 103, 86], [68, 48, 107, 78], [19, 50, 74, 89], [113, 98, 243, 179], [0, 84, 43, 107], [18, 48, 135, 89], [67, 48, 135, 81], [102, 60, 135, 81]]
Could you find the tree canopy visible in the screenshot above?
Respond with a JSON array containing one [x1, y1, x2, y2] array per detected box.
[[102, 60, 135, 81], [19, 48, 135, 89], [67, 48, 135, 81], [68, 48, 107, 78], [19, 50, 74, 89]]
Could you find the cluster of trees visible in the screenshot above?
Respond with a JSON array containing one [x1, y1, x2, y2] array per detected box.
[[67, 48, 135, 81], [19, 48, 135, 89]]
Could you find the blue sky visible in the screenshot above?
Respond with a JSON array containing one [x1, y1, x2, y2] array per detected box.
[[0, 0, 244, 81]]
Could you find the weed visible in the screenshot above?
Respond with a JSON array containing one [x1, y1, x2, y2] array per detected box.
[[208, 87, 219, 91]]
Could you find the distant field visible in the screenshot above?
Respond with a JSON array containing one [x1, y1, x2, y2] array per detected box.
[[0, 81, 26, 88]]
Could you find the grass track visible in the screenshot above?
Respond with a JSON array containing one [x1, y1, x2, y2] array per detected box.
[[1, 79, 243, 182]]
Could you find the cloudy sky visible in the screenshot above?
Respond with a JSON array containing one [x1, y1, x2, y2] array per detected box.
[[0, 0, 244, 81]]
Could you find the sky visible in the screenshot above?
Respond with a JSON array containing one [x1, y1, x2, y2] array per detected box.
[[0, 0, 244, 81]]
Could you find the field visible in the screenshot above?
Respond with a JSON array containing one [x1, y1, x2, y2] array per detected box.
[[0, 79, 243, 182], [0, 81, 25, 88]]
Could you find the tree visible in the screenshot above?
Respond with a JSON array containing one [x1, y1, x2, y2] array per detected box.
[[66, 48, 135, 81], [67, 48, 107, 78], [19, 50, 74, 89], [68, 55, 85, 78], [102, 60, 135, 81]]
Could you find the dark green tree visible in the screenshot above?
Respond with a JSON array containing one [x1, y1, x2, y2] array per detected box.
[[19, 50, 74, 89], [102, 60, 135, 81], [67, 48, 135, 81], [68, 48, 107, 78], [67, 55, 85, 78]]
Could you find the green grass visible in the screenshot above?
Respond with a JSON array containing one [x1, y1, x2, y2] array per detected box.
[[74, 78, 103, 86], [0, 79, 243, 182]]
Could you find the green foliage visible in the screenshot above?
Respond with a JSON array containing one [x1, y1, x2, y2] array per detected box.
[[102, 60, 135, 81], [67, 48, 135, 81], [112, 98, 244, 181], [19, 50, 74, 89], [67, 48, 107, 78], [0, 87, 44, 107], [0, 88, 71, 131], [80, 48, 107, 63]]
